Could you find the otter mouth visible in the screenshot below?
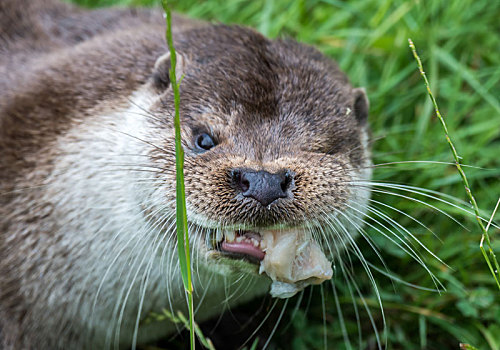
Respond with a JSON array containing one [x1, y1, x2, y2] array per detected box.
[[209, 227, 334, 298], [216, 230, 265, 264]]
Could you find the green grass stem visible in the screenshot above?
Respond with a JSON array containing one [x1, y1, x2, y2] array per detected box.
[[161, 1, 195, 349], [408, 39, 500, 290]]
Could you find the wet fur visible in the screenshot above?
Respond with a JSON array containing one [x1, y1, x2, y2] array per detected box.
[[0, 0, 371, 348]]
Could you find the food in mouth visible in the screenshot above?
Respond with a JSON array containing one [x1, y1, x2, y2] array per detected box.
[[218, 228, 333, 298]]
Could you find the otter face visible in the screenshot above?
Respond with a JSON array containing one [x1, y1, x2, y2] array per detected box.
[[146, 25, 372, 291]]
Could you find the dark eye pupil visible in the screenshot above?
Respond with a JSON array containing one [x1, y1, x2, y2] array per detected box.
[[196, 133, 215, 150]]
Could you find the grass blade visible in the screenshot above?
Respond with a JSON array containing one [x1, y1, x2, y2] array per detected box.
[[161, 1, 195, 348], [408, 38, 500, 290]]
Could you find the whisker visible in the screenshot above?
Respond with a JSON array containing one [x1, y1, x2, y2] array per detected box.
[[366, 204, 447, 268], [351, 181, 500, 230], [346, 268, 384, 350], [240, 298, 280, 349], [344, 203, 443, 290], [92, 205, 171, 313], [367, 262, 441, 292], [109, 207, 173, 347], [113, 228, 165, 346], [329, 213, 385, 330], [126, 96, 166, 125], [369, 198, 440, 242], [102, 126, 171, 155], [370, 160, 489, 170], [334, 209, 389, 275], [131, 211, 180, 349], [262, 299, 289, 350], [331, 279, 353, 350], [367, 187, 466, 229], [280, 290, 305, 333], [320, 283, 328, 350]]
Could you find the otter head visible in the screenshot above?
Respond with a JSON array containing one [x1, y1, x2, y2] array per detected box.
[[142, 25, 371, 296]]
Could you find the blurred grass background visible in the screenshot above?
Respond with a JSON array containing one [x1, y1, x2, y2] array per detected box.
[[69, 0, 500, 349]]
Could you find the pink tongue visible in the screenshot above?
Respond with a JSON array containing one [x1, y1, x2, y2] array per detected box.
[[221, 241, 265, 261]]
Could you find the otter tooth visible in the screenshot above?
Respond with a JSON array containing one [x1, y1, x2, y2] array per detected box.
[[215, 230, 223, 242], [225, 230, 236, 242]]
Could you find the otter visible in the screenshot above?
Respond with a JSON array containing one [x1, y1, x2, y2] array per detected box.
[[0, 0, 371, 348]]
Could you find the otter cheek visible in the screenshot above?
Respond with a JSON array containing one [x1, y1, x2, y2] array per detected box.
[[259, 229, 333, 298]]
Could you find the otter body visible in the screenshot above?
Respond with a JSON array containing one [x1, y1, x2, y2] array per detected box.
[[0, 1, 371, 348]]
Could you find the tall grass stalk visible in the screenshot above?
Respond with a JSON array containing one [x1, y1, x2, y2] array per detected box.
[[408, 39, 500, 290], [161, 1, 195, 348]]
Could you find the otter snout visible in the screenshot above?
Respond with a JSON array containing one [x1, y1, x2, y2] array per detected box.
[[232, 169, 293, 206]]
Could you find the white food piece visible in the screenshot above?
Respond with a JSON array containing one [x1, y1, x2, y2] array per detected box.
[[269, 281, 302, 299], [259, 229, 333, 298]]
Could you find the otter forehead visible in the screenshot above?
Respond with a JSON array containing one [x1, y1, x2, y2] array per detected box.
[[155, 25, 363, 161]]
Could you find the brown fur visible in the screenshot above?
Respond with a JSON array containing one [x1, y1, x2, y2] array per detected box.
[[0, 1, 370, 348]]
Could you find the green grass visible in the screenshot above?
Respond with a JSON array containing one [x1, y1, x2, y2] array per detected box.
[[69, 0, 500, 348], [161, 1, 195, 349]]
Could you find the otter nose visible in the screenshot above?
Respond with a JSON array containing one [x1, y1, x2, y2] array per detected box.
[[232, 169, 292, 206]]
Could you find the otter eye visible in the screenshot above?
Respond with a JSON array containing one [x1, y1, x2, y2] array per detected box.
[[195, 133, 215, 151]]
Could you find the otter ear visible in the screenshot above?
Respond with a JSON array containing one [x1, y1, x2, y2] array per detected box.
[[152, 52, 187, 91], [352, 88, 369, 124]]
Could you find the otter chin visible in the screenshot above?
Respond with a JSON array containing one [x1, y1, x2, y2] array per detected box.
[[0, 0, 372, 349]]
